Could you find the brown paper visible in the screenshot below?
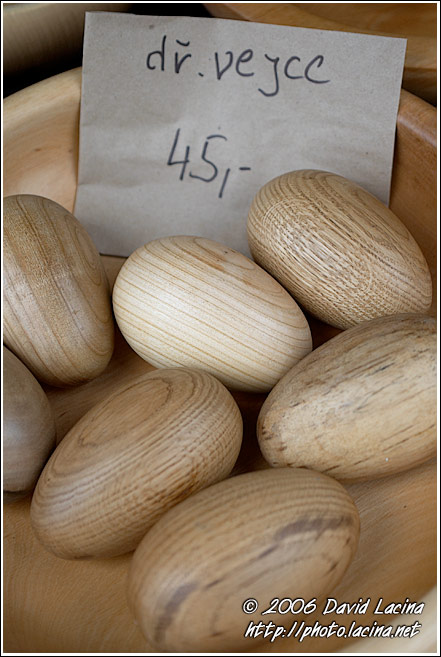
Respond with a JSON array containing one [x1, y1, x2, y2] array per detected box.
[[75, 12, 406, 257]]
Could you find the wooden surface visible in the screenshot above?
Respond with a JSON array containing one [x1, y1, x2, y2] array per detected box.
[[3, 2, 129, 77], [3, 347, 56, 502], [248, 170, 432, 329], [128, 468, 360, 652], [4, 459, 436, 653], [390, 89, 437, 313], [3, 68, 81, 211], [258, 314, 437, 481], [31, 368, 242, 559], [295, 3, 436, 37], [3, 257, 437, 651], [3, 69, 436, 312], [339, 585, 438, 654], [3, 194, 114, 386], [205, 3, 437, 105], [113, 236, 312, 393], [3, 68, 437, 652]]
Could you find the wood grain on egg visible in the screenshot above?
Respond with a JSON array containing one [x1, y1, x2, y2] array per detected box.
[[3, 194, 114, 386], [3, 347, 56, 503], [4, 460, 436, 653], [128, 468, 360, 652], [113, 236, 312, 393], [30, 368, 242, 559], [258, 314, 436, 481], [247, 170, 432, 329]]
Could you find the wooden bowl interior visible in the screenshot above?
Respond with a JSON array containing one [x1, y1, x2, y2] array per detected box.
[[3, 3, 130, 77], [4, 67, 437, 313], [205, 3, 437, 104], [3, 68, 437, 653], [289, 3, 436, 37]]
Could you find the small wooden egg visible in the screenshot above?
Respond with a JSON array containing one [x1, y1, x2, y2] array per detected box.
[[258, 314, 436, 481], [247, 170, 432, 329], [30, 368, 242, 559], [112, 235, 312, 393], [3, 347, 56, 503], [3, 194, 114, 386], [127, 468, 360, 652]]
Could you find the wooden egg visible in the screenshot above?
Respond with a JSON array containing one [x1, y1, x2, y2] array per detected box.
[[3, 347, 56, 503], [247, 170, 432, 329], [258, 314, 436, 481], [112, 235, 312, 393], [30, 368, 243, 559], [3, 194, 114, 386], [128, 468, 360, 652]]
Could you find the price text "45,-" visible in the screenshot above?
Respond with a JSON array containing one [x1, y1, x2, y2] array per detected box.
[[167, 129, 251, 199]]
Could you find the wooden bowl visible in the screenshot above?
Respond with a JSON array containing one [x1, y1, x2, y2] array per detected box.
[[3, 68, 437, 653], [3, 2, 130, 77], [205, 3, 437, 105]]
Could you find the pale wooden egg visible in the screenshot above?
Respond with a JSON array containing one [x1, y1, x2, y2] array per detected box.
[[112, 235, 312, 393], [247, 170, 432, 329], [30, 368, 242, 559], [3, 347, 56, 503], [258, 314, 436, 481], [127, 468, 360, 652], [3, 194, 114, 386]]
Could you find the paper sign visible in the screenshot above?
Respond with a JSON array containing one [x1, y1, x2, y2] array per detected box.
[[75, 13, 406, 257]]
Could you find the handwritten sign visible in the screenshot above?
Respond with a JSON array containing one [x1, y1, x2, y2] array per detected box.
[[145, 35, 331, 95], [75, 13, 406, 257]]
